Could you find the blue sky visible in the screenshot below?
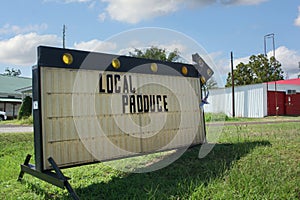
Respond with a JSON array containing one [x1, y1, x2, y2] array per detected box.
[[1, 0, 300, 86]]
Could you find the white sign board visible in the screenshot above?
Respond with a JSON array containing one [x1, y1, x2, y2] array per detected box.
[[33, 46, 206, 171]]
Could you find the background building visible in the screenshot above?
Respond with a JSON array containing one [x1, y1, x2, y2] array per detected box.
[[206, 78, 300, 118], [0, 74, 32, 119]]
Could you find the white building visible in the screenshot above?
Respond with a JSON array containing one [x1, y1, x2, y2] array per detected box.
[[205, 78, 300, 118]]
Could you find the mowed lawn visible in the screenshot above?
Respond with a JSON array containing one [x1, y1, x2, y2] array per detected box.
[[0, 122, 299, 199]]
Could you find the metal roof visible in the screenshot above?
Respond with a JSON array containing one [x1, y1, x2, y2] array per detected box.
[[0, 98, 22, 103], [268, 78, 300, 85], [15, 86, 32, 93], [0, 74, 32, 95]]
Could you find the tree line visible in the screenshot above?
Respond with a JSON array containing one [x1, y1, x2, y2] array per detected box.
[[226, 54, 284, 87]]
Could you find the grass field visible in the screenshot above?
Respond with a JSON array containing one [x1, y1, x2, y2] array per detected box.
[[0, 116, 33, 126], [0, 122, 299, 199]]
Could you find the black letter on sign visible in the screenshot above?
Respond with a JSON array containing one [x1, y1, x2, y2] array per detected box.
[[122, 95, 128, 113], [129, 75, 136, 93], [107, 74, 113, 93], [163, 95, 168, 112], [129, 95, 136, 113], [123, 75, 129, 93], [137, 95, 143, 113], [115, 74, 121, 93], [143, 95, 149, 112], [157, 95, 162, 112], [149, 95, 155, 112], [99, 73, 105, 93]]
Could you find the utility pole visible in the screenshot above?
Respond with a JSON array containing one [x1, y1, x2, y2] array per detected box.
[[63, 24, 66, 49], [298, 62, 300, 78], [231, 51, 235, 118]]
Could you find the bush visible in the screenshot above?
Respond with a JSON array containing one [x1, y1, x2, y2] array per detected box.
[[18, 96, 32, 120]]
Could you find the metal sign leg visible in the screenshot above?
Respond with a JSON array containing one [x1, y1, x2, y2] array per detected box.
[[18, 154, 32, 181], [18, 155, 80, 200], [48, 157, 80, 200]]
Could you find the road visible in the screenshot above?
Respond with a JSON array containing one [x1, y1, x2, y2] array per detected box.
[[0, 118, 299, 133], [0, 125, 33, 133]]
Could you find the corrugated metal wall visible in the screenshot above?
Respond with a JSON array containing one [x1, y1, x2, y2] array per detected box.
[[206, 82, 300, 118], [40, 67, 205, 170], [205, 84, 268, 118], [267, 82, 300, 116]]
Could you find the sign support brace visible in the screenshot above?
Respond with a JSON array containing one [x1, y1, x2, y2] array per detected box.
[[18, 154, 80, 200]]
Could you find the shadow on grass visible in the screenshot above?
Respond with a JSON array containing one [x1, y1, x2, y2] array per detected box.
[[36, 140, 271, 199]]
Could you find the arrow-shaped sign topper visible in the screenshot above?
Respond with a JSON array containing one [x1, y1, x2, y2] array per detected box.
[[192, 53, 214, 84]]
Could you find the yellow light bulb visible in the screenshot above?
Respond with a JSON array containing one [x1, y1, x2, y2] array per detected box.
[[112, 58, 120, 69], [181, 66, 188, 75], [200, 76, 206, 84], [150, 63, 158, 72], [62, 53, 73, 65]]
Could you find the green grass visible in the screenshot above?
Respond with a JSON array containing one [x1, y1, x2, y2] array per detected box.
[[0, 122, 299, 199], [205, 113, 260, 122], [0, 116, 33, 125], [205, 112, 300, 123]]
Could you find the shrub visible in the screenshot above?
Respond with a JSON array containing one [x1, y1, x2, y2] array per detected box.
[[18, 96, 32, 120]]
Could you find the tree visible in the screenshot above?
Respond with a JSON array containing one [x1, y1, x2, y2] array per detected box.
[[130, 46, 218, 88], [4, 67, 21, 76], [206, 77, 218, 89], [226, 54, 284, 87], [18, 96, 32, 119], [129, 46, 180, 62]]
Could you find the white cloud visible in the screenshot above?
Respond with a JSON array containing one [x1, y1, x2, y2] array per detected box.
[[0, 33, 60, 66], [101, 0, 268, 24], [0, 24, 48, 35], [273, 46, 300, 78], [220, 46, 300, 79], [294, 6, 300, 27], [102, 0, 181, 24], [116, 41, 188, 59], [74, 39, 117, 52], [233, 55, 250, 67], [47, 0, 269, 24], [213, 46, 300, 86]]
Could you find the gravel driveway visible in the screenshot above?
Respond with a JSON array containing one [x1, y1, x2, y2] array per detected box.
[[0, 125, 33, 133]]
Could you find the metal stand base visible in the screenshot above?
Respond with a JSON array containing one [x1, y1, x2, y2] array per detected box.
[[18, 154, 80, 200]]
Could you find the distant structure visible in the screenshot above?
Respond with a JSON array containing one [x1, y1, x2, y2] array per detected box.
[[206, 78, 300, 118], [0, 75, 32, 119]]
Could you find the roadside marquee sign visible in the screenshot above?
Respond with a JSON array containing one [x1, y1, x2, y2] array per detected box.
[[19, 46, 213, 199]]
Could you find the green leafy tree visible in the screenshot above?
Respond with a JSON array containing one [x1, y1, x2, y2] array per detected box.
[[226, 54, 284, 87], [18, 96, 32, 119], [4, 67, 22, 76], [130, 46, 218, 88], [129, 46, 180, 62]]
